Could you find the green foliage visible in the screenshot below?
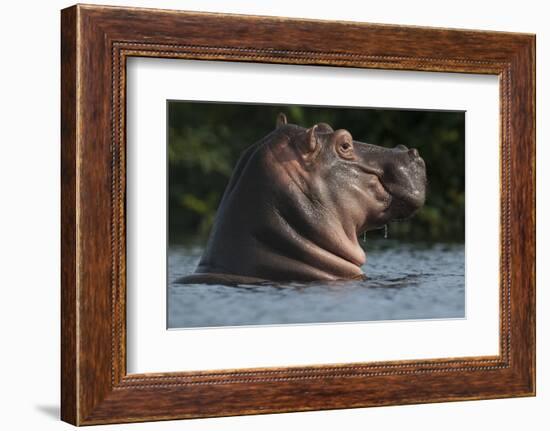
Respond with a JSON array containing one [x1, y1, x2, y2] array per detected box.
[[168, 102, 464, 244]]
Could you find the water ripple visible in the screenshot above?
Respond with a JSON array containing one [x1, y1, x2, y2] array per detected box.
[[168, 240, 465, 328]]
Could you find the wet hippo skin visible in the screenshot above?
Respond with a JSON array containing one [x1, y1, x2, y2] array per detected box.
[[177, 113, 427, 284]]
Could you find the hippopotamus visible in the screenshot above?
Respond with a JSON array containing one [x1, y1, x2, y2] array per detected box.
[[177, 113, 426, 284]]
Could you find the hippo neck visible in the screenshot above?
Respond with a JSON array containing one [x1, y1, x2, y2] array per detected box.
[[250, 200, 367, 281], [255, 139, 366, 280]]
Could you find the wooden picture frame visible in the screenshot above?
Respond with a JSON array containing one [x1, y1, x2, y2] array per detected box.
[[61, 4, 535, 425]]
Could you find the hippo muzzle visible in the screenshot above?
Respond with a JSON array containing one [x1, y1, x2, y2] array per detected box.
[[354, 141, 427, 223]]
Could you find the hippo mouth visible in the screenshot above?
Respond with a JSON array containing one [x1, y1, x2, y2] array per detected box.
[[385, 186, 426, 221], [380, 169, 426, 221]]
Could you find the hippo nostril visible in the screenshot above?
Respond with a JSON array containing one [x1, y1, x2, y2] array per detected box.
[[408, 148, 419, 158]]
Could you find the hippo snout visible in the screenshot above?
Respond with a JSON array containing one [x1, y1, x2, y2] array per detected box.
[[383, 145, 427, 219], [394, 144, 420, 160]]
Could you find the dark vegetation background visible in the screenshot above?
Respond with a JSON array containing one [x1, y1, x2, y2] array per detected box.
[[168, 101, 465, 245]]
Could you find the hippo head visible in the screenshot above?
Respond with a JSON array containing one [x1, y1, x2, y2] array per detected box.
[[277, 114, 427, 235], [182, 113, 427, 284]]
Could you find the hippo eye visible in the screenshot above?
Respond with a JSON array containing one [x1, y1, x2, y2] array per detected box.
[[335, 135, 355, 159], [340, 141, 352, 152]]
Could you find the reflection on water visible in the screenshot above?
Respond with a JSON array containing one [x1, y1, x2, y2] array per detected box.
[[168, 240, 465, 328]]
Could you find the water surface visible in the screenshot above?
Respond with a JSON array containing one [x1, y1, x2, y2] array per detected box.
[[168, 240, 464, 328]]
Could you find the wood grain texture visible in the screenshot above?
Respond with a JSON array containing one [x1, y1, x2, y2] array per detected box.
[[60, 4, 535, 425]]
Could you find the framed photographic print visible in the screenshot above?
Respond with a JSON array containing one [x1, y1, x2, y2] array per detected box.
[[61, 4, 535, 425]]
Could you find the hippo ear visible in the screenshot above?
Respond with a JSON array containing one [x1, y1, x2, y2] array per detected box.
[[276, 112, 287, 128], [300, 124, 319, 157]]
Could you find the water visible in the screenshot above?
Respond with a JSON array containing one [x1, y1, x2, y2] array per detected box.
[[168, 240, 465, 328]]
